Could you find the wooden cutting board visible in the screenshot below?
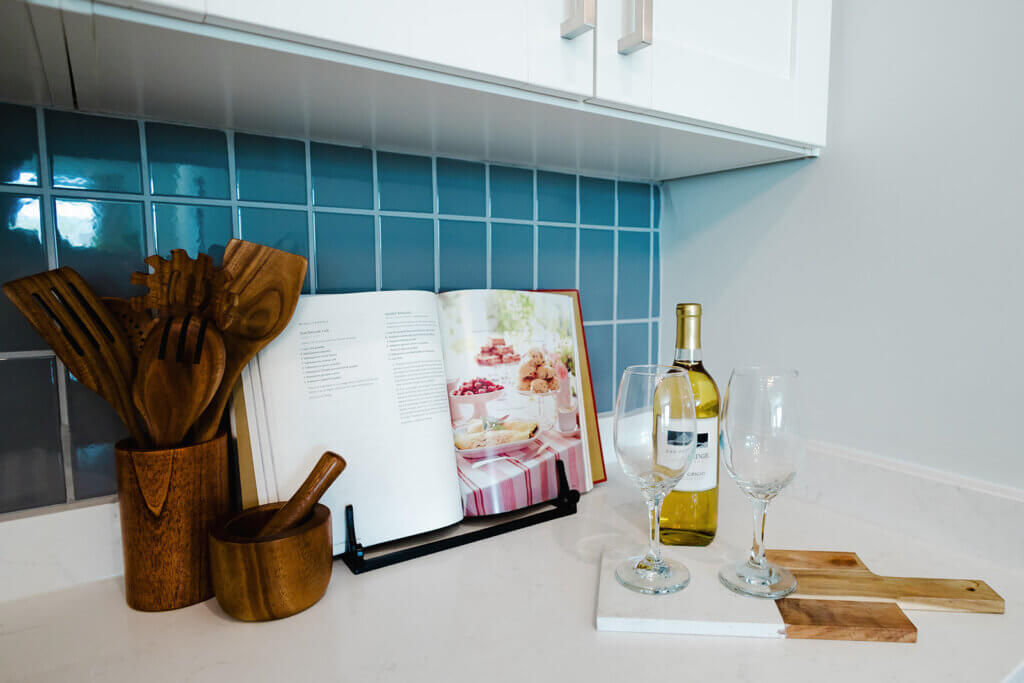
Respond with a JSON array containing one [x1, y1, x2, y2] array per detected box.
[[766, 549, 1005, 614]]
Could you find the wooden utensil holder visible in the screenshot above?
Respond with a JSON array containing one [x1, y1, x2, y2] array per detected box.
[[209, 503, 333, 621], [114, 432, 230, 611]]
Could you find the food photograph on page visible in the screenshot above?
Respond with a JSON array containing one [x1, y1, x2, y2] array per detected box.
[[438, 290, 593, 516]]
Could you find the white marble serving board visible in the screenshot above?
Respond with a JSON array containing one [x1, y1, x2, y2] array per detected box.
[[596, 549, 786, 638]]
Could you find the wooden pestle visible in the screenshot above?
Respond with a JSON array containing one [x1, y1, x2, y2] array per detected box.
[[258, 452, 346, 537]]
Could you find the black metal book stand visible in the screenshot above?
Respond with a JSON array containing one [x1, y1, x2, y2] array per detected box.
[[339, 459, 580, 574]]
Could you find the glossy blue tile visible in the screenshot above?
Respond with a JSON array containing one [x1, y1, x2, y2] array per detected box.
[[315, 212, 376, 293], [380, 216, 434, 291], [579, 229, 614, 321], [0, 195, 47, 351], [537, 225, 575, 290], [311, 143, 373, 209], [617, 231, 650, 319], [377, 152, 433, 212], [55, 198, 145, 298], [580, 176, 614, 226], [436, 158, 485, 217], [153, 203, 232, 264], [653, 185, 661, 229], [238, 207, 310, 292], [651, 234, 660, 316], [490, 222, 533, 290], [46, 110, 141, 193], [583, 324, 613, 413], [489, 165, 533, 220], [616, 322, 649, 391], [537, 171, 576, 223], [617, 181, 651, 227], [439, 219, 486, 291], [66, 369, 120, 498], [0, 103, 40, 186], [146, 122, 229, 199], [0, 358, 65, 512], [234, 133, 306, 204], [650, 321, 659, 363]]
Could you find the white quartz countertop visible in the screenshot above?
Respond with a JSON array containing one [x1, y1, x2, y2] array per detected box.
[[2, 465, 1022, 683]]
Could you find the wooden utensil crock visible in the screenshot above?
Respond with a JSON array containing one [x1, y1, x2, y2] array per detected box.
[[209, 503, 333, 621], [115, 432, 230, 611]]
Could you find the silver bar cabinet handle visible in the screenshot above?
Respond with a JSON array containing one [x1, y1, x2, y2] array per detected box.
[[618, 0, 653, 54], [561, 0, 596, 39]]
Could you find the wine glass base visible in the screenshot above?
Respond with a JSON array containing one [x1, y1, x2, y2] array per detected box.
[[615, 556, 691, 595], [718, 561, 796, 599]]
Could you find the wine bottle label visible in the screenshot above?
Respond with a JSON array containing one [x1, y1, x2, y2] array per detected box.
[[673, 416, 718, 492]]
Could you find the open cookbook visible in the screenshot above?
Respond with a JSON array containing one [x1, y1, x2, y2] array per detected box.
[[233, 289, 604, 552]]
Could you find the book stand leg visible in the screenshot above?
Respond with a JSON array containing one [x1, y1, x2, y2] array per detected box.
[[340, 459, 581, 574]]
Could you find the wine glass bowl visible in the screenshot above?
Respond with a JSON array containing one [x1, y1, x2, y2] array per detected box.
[[613, 365, 698, 595], [718, 367, 803, 599]]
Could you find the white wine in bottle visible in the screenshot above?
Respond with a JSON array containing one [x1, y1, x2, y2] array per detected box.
[[660, 303, 719, 546]]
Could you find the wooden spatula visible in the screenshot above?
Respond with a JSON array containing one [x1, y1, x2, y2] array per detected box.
[[192, 239, 307, 443], [133, 314, 226, 448], [3, 267, 148, 445], [103, 296, 156, 360]]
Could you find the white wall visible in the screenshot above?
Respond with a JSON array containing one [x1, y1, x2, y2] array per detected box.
[[660, 0, 1024, 489]]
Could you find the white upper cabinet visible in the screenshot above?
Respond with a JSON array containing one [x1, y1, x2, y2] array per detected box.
[[593, 0, 832, 146], [202, 0, 595, 98]]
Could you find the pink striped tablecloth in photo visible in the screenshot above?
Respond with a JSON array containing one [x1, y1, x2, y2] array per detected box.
[[457, 429, 589, 516]]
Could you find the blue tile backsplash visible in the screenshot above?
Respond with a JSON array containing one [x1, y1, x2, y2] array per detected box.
[[0, 102, 660, 514]]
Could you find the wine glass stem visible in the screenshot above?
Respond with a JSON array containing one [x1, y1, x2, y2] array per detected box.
[[645, 495, 664, 565], [748, 499, 769, 571]]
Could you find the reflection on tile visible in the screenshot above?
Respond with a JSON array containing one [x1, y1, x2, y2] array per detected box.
[[0, 195, 47, 351], [490, 222, 533, 290], [153, 203, 232, 264], [315, 212, 376, 293], [580, 176, 614, 226], [146, 122, 229, 199], [234, 133, 306, 204], [584, 324, 613, 413], [46, 110, 141, 193], [616, 323, 649, 390], [439, 219, 486, 291], [653, 185, 661, 229], [617, 231, 650, 319], [537, 225, 575, 290], [537, 171, 576, 223], [380, 216, 434, 291], [489, 165, 533, 220], [651, 321, 660, 363], [238, 207, 310, 292], [651, 234, 660, 315], [66, 370, 121, 499], [437, 158, 485, 217], [0, 358, 65, 513], [55, 198, 145, 298], [0, 103, 40, 186], [579, 228, 614, 321], [377, 152, 433, 212], [617, 182, 651, 228], [311, 143, 373, 209]]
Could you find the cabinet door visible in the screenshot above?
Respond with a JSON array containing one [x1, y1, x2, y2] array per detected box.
[[650, 0, 831, 145], [203, 0, 593, 98]]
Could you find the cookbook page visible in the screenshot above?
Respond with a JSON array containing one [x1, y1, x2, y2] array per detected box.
[[243, 290, 463, 550], [437, 290, 594, 516]]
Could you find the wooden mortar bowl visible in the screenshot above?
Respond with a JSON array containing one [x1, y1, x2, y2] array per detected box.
[[209, 502, 332, 621]]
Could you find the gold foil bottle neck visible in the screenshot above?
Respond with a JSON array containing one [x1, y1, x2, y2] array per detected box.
[[675, 303, 702, 351]]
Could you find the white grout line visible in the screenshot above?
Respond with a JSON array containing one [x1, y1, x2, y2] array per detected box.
[[611, 179, 619, 406], [225, 130, 240, 240], [371, 149, 382, 291], [532, 169, 539, 290], [432, 157, 440, 293], [304, 138, 317, 294], [484, 163, 492, 289], [648, 185, 655, 362]]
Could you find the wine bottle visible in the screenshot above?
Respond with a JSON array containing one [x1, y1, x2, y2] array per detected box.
[[660, 303, 719, 546]]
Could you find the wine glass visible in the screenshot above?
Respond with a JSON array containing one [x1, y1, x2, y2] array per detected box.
[[613, 365, 698, 595], [718, 367, 804, 599]]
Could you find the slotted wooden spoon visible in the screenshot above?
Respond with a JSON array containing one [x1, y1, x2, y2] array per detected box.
[[103, 296, 156, 360], [133, 314, 226, 448], [3, 267, 148, 445], [192, 240, 307, 442]]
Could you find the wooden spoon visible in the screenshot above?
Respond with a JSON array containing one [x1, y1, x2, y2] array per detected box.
[[133, 314, 226, 447], [3, 267, 148, 445], [192, 239, 307, 443], [258, 451, 346, 537]]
